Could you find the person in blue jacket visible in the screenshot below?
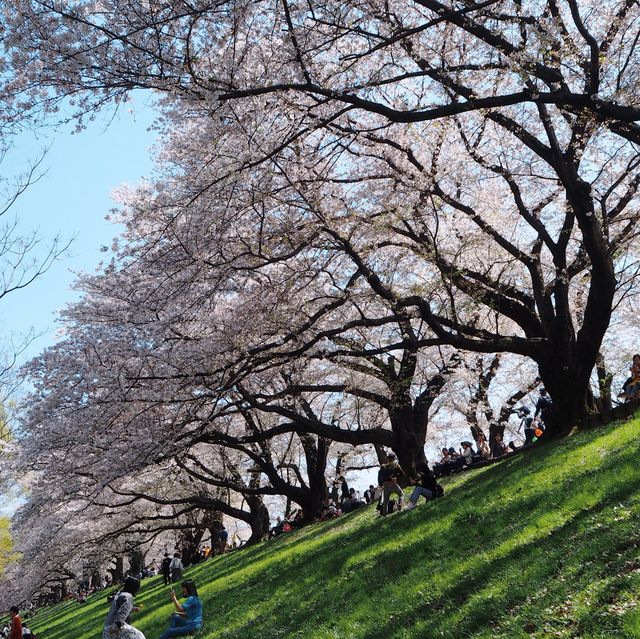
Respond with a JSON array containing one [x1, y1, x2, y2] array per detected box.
[[159, 580, 203, 638]]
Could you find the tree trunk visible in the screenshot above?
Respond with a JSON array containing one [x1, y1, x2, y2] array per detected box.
[[108, 557, 124, 584], [301, 436, 329, 522], [389, 404, 428, 479], [245, 495, 270, 544], [129, 551, 144, 576], [537, 351, 596, 437], [595, 352, 613, 412]]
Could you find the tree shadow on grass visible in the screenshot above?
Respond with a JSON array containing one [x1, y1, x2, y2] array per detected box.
[[33, 420, 640, 639], [201, 444, 640, 639]]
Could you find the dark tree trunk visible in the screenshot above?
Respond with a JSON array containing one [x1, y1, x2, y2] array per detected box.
[[179, 529, 197, 566], [299, 435, 329, 522], [595, 352, 613, 412], [129, 551, 144, 576], [245, 494, 270, 544], [389, 404, 428, 479], [108, 557, 124, 584], [386, 352, 458, 477], [537, 347, 602, 437], [535, 176, 616, 436]]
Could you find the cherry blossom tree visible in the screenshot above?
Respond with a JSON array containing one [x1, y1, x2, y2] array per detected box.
[[6, 0, 640, 434], [5, 1, 640, 597]]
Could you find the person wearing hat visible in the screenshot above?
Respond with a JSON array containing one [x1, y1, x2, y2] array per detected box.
[[103, 576, 146, 638]]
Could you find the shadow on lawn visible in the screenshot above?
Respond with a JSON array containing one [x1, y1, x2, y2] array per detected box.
[[33, 420, 640, 639], [204, 432, 640, 638]]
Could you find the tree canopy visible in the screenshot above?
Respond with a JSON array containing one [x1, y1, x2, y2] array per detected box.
[[2, 0, 640, 604]]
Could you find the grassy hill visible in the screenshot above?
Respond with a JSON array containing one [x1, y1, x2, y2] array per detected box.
[[25, 415, 640, 639]]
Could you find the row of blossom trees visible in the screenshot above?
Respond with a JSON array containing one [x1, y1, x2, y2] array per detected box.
[[1, 0, 640, 604]]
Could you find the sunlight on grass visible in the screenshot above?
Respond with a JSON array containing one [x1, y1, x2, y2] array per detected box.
[[29, 414, 640, 639]]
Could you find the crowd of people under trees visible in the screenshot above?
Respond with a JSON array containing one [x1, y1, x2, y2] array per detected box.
[[6, 355, 640, 638]]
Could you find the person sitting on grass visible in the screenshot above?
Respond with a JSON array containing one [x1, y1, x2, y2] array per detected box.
[[406, 462, 444, 510], [363, 485, 375, 504], [619, 356, 640, 401], [289, 509, 305, 529], [103, 576, 145, 639], [490, 432, 508, 459], [320, 500, 339, 520], [342, 492, 366, 514], [160, 580, 203, 639], [21, 625, 37, 639], [269, 516, 285, 539], [443, 447, 464, 472], [475, 432, 491, 459], [432, 448, 451, 476], [460, 441, 475, 466]]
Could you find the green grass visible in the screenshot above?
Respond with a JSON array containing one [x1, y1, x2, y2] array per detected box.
[[26, 415, 640, 639]]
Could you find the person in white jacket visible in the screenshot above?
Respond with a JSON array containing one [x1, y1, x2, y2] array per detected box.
[[103, 576, 146, 639], [460, 441, 475, 465], [169, 553, 184, 583]]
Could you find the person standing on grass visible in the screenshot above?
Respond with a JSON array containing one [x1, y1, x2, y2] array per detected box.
[[161, 553, 172, 586], [339, 476, 349, 504], [534, 388, 553, 427], [103, 576, 146, 639], [169, 552, 184, 583], [8, 606, 22, 639], [159, 580, 203, 639], [218, 525, 228, 555], [378, 453, 405, 516]]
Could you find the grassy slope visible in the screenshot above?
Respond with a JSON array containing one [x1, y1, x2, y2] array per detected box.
[[29, 416, 640, 639]]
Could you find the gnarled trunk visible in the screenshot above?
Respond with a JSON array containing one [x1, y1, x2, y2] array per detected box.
[[245, 495, 270, 544], [389, 403, 428, 479]]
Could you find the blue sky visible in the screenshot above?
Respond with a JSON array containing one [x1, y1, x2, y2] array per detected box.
[[0, 98, 158, 369], [0, 98, 158, 514]]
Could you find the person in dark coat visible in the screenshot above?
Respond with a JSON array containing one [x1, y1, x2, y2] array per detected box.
[[339, 476, 349, 504], [161, 553, 172, 586], [406, 462, 444, 509], [534, 388, 553, 426]]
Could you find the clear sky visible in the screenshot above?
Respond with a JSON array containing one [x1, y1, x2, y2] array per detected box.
[[0, 98, 158, 514], [0, 97, 158, 371]]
